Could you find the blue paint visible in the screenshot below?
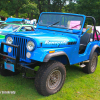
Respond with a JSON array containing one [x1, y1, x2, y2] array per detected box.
[[5, 18, 30, 23]]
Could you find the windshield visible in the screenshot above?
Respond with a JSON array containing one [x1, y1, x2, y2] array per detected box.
[[39, 13, 84, 30], [0, 24, 20, 31]]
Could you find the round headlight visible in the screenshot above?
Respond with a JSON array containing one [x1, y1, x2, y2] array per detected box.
[[6, 37, 13, 44], [26, 41, 35, 51]]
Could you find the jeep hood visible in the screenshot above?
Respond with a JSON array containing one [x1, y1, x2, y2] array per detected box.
[[9, 29, 78, 48]]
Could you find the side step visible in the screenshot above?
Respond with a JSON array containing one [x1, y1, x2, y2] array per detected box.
[[79, 60, 89, 68], [79, 64, 86, 68]]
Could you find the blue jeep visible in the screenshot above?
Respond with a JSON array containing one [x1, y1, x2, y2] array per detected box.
[[0, 12, 99, 96]]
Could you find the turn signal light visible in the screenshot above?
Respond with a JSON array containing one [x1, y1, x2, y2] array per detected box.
[[49, 51, 55, 53]]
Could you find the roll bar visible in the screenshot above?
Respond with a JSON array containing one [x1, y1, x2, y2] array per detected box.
[[86, 16, 99, 41]]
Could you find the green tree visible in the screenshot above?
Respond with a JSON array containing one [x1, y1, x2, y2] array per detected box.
[[0, 0, 29, 17], [20, 2, 39, 19], [0, 0, 10, 18], [0, 0, 8, 11], [36, 0, 67, 13], [51, 0, 66, 12], [4, 0, 29, 17], [0, 0, 39, 19], [62, 2, 77, 13], [76, 0, 100, 25], [0, 10, 9, 17]]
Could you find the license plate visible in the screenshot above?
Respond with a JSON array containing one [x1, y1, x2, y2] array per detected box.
[[4, 62, 15, 72]]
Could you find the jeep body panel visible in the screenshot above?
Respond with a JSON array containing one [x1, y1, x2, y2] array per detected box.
[[4, 32, 100, 65]]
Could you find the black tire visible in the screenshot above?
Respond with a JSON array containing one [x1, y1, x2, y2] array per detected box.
[[83, 52, 98, 74], [0, 64, 20, 76], [35, 60, 66, 96]]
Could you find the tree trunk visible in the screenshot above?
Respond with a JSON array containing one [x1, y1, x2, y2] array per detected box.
[[16, 11, 18, 18], [28, 13, 29, 18], [38, 0, 42, 13], [30, 12, 33, 20], [47, 0, 50, 12]]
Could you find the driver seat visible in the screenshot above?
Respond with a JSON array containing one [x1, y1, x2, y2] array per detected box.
[[79, 25, 92, 53]]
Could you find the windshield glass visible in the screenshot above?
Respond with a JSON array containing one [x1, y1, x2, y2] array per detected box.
[[39, 13, 84, 30], [0, 24, 20, 31]]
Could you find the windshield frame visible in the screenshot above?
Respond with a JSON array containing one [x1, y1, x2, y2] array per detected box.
[[38, 13, 84, 30]]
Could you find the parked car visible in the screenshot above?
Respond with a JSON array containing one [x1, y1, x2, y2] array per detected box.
[[30, 19, 37, 28], [0, 23, 34, 34], [0, 12, 100, 96], [94, 26, 100, 40], [0, 18, 35, 45], [0, 18, 34, 35], [0, 21, 5, 25]]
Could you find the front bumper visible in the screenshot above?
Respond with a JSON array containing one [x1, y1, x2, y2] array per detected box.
[[0, 42, 41, 73]]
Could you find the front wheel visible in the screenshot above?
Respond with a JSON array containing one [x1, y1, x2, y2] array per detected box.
[[83, 52, 98, 74], [35, 61, 66, 96]]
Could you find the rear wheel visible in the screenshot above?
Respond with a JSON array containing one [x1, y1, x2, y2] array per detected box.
[[35, 61, 66, 96], [83, 52, 98, 73]]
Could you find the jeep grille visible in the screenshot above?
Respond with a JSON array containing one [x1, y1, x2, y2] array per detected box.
[[13, 36, 28, 60]]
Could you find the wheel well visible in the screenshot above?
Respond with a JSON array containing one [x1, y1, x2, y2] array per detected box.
[[89, 45, 100, 60], [94, 47, 100, 55], [49, 55, 70, 65]]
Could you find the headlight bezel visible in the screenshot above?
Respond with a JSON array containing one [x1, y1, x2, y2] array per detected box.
[[6, 36, 13, 44], [26, 41, 35, 51]]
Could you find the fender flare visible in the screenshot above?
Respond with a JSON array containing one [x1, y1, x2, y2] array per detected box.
[[43, 51, 70, 64], [89, 45, 100, 60]]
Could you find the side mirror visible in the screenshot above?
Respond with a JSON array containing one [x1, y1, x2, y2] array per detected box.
[[82, 28, 86, 33]]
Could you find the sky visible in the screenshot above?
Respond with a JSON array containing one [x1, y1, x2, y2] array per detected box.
[[50, 0, 76, 5]]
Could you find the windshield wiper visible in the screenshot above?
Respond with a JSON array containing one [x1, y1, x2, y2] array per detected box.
[[71, 24, 81, 29], [66, 24, 81, 31], [47, 21, 60, 28]]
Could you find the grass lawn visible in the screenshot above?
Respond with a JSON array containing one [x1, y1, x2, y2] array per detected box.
[[0, 56, 100, 100]]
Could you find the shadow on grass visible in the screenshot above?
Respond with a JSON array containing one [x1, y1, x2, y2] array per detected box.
[[65, 64, 87, 82], [0, 64, 88, 99]]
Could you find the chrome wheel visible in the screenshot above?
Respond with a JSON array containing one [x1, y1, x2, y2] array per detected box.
[[46, 70, 62, 89]]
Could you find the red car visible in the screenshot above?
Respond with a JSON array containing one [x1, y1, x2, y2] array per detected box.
[[94, 26, 100, 40]]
